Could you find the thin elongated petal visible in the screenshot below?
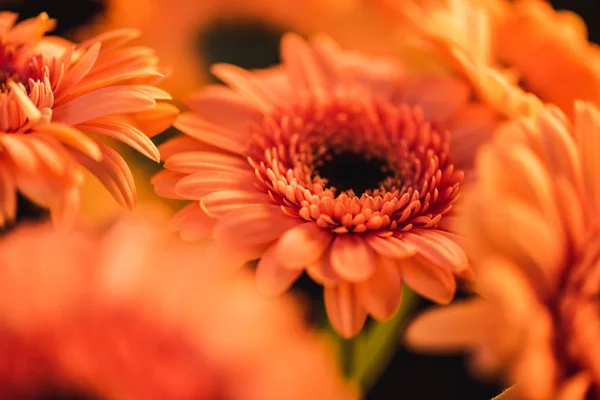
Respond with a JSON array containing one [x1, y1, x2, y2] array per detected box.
[[325, 283, 367, 338]]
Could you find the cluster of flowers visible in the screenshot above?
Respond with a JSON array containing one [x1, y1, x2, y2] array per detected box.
[[0, 0, 599, 398]]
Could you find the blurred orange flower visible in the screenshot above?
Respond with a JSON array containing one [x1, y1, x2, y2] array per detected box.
[[0, 12, 178, 227], [76, 0, 401, 100], [381, 0, 599, 118], [154, 34, 496, 337], [0, 209, 357, 400], [407, 101, 600, 400]]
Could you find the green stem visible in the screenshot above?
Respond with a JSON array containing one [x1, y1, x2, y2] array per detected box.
[[324, 286, 420, 393], [350, 286, 418, 391]]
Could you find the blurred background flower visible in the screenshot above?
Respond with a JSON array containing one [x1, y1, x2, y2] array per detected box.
[[407, 102, 600, 399], [0, 208, 358, 400], [0, 11, 177, 229]]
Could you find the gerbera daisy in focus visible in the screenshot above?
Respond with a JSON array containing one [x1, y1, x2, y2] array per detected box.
[[407, 101, 600, 399], [74, 0, 401, 99], [380, 0, 600, 118], [0, 209, 357, 400], [0, 12, 178, 227], [154, 33, 498, 337]]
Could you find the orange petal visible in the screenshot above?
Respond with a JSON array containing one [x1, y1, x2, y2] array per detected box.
[[164, 151, 248, 174], [171, 202, 217, 242], [174, 113, 248, 155], [405, 299, 491, 351], [256, 244, 303, 296], [214, 204, 302, 248], [365, 233, 416, 259], [306, 250, 341, 287], [281, 33, 327, 93], [159, 136, 221, 161], [52, 86, 155, 126], [356, 256, 403, 320], [33, 123, 102, 162], [201, 190, 271, 218], [69, 143, 136, 209], [276, 222, 333, 270], [211, 63, 280, 111], [400, 256, 456, 304], [330, 235, 376, 282], [130, 102, 179, 137], [78, 118, 160, 162], [151, 170, 187, 200], [401, 229, 468, 273], [324, 283, 367, 338], [174, 170, 256, 200], [185, 85, 263, 133]]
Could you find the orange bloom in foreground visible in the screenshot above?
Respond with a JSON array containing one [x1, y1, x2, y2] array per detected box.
[[0, 12, 178, 227], [0, 210, 357, 400], [154, 34, 496, 337], [381, 0, 599, 118], [407, 101, 600, 400]]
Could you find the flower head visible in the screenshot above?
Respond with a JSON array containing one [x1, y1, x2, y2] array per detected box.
[[0, 12, 178, 227], [0, 209, 357, 400], [407, 101, 600, 400], [155, 34, 495, 337], [380, 0, 600, 118]]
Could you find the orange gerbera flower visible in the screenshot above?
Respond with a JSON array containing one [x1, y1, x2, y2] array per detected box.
[[0, 209, 357, 400], [407, 101, 600, 400], [75, 0, 401, 100], [154, 34, 497, 337], [380, 0, 598, 118], [0, 12, 178, 227]]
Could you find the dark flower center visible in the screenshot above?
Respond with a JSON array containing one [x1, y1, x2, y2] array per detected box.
[[313, 150, 392, 196]]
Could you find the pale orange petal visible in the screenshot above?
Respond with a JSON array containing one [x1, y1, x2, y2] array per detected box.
[[69, 143, 136, 209], [281, 33, 327, 93], [401, 229, 468, 274], [211, 64, 281, 111], [164, 151, 248, 174], [256, 244, 303, 296], [185, 85, 263, 133], [201, 190, 271, 218], [306, 250, 342, 287], [174, 113, 249, 155], [405, 299, 491, 351], [151, 170, 187, 200], [213, 204, 302, 248], [400, 256, 456, 304], [52, 86, 156, 126], [174, 170, 256, 201], [356, 256, 403, 320], [276, 222, 333, 269], [171, 202, 217, 242], [330, 235, 376, 282], [324, 283, 367, 338], [77, 118, 160, 162], [365, 233, 416, 259]]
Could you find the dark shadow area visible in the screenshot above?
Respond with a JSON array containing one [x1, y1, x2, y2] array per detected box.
[[3, 0, 106, 37], [197, 20, 285, 83]]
